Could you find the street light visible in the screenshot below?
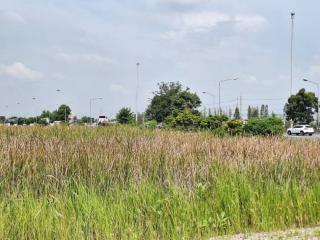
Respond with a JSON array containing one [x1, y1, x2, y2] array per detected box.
[[303, 78, 319, 127], [90, 98, 103, 125], [202, 91, 215, 113], [290, 12, 295, 96], [219, 77, 238, 114]]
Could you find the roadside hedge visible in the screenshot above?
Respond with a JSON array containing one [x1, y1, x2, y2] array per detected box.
[[243, 117, 284, 136], [158, 110, 285, 136]]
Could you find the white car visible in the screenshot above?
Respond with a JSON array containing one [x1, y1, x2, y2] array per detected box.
[[287, 125, 315, 136]]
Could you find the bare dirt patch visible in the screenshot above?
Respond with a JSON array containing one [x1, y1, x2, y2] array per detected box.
[[211, 226, 320, 240]]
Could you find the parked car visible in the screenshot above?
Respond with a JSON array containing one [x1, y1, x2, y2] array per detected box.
[[287, 125, 315, 136]]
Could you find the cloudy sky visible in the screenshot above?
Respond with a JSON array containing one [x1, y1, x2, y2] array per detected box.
[[1, 0, 320, 118]]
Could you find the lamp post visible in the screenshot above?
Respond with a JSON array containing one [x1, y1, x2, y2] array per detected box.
[[202, 91, 215, 114], [303, 78, 319, 127], [90, 98, 103, 125], [219, 77, 238, 114], [290, 12, 295, 96]]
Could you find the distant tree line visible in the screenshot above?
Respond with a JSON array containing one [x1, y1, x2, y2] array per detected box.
[[116, 82, 285, 136], [3, 82, 317, 132]]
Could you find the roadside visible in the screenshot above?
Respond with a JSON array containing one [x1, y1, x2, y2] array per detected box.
[[210, 226, 320, 240], [286, 133, 320, 140]]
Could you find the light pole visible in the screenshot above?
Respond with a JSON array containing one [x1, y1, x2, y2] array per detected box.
[[219, 77, 238, 114], [135, 62, 140, 123], [290, 12, 295, 96], [90, 98, 103, 125], [202, 92, 215, 114], [303, 78, 319, 127]]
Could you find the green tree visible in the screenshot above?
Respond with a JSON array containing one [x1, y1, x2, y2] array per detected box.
[[0, 116, 5, 124], [80, 116, 94, 124], [40, 110, 51, 119], [145, 82, 201, 122], [244, 117, 284, 136], [234, 107, 241, 119], [252, 106, 259, 118], [49, 105, 71, 122], [264, 105, 269, 118], [247, 106, 252, 119], [284, 88, 318, 124], [116, 107, 134, 124], [226, 119, 243, 135], [228, 108, 232, 118], [260, 105, 265, 118], [57, 105, 71, 122], [206, 114, 229, 130], [173, 109, 200, 130]]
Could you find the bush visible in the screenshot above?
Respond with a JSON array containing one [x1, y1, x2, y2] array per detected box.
[[244, 117, 284, 136], [164, 115, 176, 128], [174, 109, 201, 130], [212, 126, 228, 137], [206, 115, 229, 130], [226, 119, 243, 136], [144, 120, 157, 129], [116, 107, 135, 124]]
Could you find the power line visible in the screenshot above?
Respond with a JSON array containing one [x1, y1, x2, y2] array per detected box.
[[242, 97, 286, 101]]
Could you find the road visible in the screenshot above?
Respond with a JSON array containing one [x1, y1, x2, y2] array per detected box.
[[286, 133, 320, 140]]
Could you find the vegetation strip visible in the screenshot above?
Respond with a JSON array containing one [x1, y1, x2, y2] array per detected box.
[[0, 125, 320, 239]]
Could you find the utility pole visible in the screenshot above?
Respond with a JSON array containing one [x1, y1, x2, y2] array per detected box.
[[135, 62, 140, 123], [290, 12, 295, 96]]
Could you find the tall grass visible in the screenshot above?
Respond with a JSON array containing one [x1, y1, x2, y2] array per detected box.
[[0, 125, 319, 239]]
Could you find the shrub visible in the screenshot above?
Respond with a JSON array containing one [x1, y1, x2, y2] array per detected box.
[[144, 120, 158, 129], [116, 107, 135, 124], [174, 109, 201, 130], [164, 115, 176, 128], [206, 115, 229, 130], [212, 126, 228, 137], [226, 119, 243, 136], [244, 117, 284, 136]]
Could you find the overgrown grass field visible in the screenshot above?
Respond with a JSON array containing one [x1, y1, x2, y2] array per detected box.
[[0, 126, 319, 239]]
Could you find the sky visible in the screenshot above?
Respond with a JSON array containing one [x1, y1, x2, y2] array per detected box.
[[1, 0, 320, 118]]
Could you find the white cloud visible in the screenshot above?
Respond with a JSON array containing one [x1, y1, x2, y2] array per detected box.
[[147, 0, 210, 7], [0, 11, 26, 24], [235, 15, 267, 32], [161, 12, 267, 39], [56, 53, 114, 65], [0, 62, 43, 81], [160, 11, 231, 39], [174, 11, 231, 32]]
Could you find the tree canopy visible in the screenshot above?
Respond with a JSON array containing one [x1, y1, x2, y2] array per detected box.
[[145, 82, 201, 122], [116, 107, 134, 124], [39, 105, 72, 122], [234, 107, 241, 119], [284, 88, 318, 124]]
